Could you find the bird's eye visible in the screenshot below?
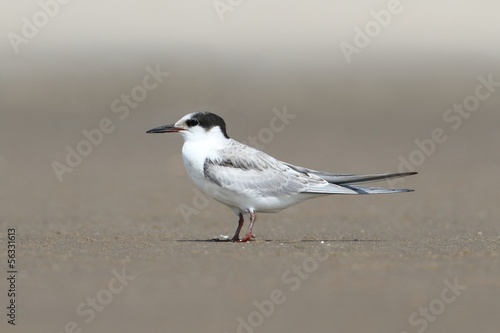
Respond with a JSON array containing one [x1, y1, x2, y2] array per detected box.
[[186, 119, 199, 127]]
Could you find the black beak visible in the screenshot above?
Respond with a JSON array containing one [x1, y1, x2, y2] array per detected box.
[[146, 124, 183, 134]]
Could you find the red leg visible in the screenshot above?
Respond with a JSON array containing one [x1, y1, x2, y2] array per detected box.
[[231, 213, 244, 242], [240, 210, 256, 242]]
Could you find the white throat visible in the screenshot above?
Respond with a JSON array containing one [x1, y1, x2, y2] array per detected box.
[[180, 126, 229, 178]]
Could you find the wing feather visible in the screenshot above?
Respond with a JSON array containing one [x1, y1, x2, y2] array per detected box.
[[203, 141, 358, 196], [203, 149, 307, 197]]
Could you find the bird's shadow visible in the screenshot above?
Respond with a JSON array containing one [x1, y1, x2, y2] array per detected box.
[[175, 238, 382, 243]]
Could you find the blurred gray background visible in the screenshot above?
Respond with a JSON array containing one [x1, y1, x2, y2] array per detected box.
[[1, 1, 499, 333]]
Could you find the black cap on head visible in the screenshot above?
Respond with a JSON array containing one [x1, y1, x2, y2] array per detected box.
[[190, 112, 229, 139]]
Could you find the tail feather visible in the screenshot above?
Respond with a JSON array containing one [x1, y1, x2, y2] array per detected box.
[[343, 185, 414, 194], [287, 166, 417, 185], [285, 163, 418, 194], [303, 184, 414, 195]]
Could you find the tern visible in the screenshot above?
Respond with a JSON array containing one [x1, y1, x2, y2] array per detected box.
[[147, 112, 416, 242]]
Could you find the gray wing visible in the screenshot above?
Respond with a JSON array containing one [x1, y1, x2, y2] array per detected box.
[[203, 141, 357, 197]]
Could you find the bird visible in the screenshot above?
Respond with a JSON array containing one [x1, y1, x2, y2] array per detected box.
[[147, 112, 417, 242]]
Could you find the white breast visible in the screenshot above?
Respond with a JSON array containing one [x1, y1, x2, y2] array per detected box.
[[180, 133, 229, 200]]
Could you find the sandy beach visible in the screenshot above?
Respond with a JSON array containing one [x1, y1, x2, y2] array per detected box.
[[1, 1, 500, 332]]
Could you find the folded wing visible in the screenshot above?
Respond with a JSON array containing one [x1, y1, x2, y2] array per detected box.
[[204, 140, 417, 196], [203, 143, 359, 197]]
